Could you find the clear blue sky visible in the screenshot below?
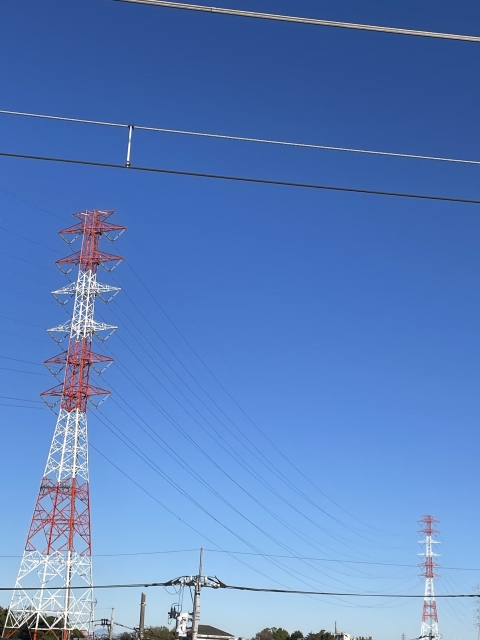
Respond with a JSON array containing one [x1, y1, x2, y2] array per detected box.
[[1, 1, 480, 639]]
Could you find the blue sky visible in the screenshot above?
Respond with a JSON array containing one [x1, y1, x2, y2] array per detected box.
[[1, 0, 480, 638]]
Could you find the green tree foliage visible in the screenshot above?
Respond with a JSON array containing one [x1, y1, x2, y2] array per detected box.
[[305, 632, 335, 640], [0, 609, 86, 640], [143, 626, 176, 640], [115, 626, 175, 640], [0, 607, 7, 631], [254, 629, 368, 640], [254, 627, 291, 640], [271, 629, 289, 640]]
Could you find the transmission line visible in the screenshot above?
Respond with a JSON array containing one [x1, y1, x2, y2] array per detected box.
[[97, 328, 390, 567], [93, 328, 409, 587], [0, 579, 476, 597], [110, 284, 393, 542], [88, 437, 355, 603], [112, 0, 480, 43], [2, 151, 479, 204], [124, 261, 388, 535], [105, 304, 380, 550], [2, 109, 480, 167], [93, 392, 381, 591]]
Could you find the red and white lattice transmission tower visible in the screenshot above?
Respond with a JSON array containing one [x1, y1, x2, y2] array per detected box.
[[418, 515, 440, 640], [3, 210, 125, 640]]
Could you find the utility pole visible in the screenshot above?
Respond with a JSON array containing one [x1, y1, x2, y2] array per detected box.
[[109, 608, 115, 640], [166, 550, 222, 639], [191, 549, 204, 640], [100, 609, 115, 640], [139, 593, 147, 640]]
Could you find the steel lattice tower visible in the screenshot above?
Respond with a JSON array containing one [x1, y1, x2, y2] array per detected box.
[[3, 210, 125, 640], [418, 515, 440, 640]]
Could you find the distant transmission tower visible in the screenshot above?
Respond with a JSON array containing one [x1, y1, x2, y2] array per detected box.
[[474, 585, 480, 640], [418, 515, 440, 640], [3, 210, 125, 640]]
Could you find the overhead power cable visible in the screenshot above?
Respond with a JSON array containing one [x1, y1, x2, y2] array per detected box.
[[2, 109, 480, 166], [1, 151, 480, 205], [112, 0, 480, 42], [203, 550, 480, 572], [105, 305, 380, 552], [124, 261, 389, 536], [0, 365, 48, 377], [88, 442, 347, 600], [93, 406, 373, 593], [0, 403, 46, 410], [0, 580, 476, 597], [2, 545, 472, 571], [220, 584, 479, 598], [96, 334, 392, 566], [0, 395, 42, 404]]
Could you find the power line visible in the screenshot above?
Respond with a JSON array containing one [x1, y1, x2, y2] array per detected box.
[[0, 546, 469, 571], [203, 550, 480, 572], [0, 222, 61, 254], [91, 355, 434, 595], [105, 306, 379, 552], [78, 410, 443, 607], [0, 355, 44, 366], [0, 549, 199, 558], [88, 441, 333, 596], [112, 0, 480, 43], [93, 407, 370, 593], [0, 110, 127, 129], [0, 395, 43, 404], [92, 347, 411, 592], [0, 403, 46, 410], [1, 151, 480, 205], [2, 109, 480, 166], [0, 579, 476, 597], [220, 584, 480, 598], [0, 365, 49, 377], [97, 333, 389, 571], [0, 328, 50, 343], [110, 286, 396, 542], [125, 262, 388, 535]]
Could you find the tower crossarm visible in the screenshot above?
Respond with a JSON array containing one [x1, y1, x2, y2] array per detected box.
[[52, 281, 121, 296], [48, 319, 118, 339], [164, 576, 225, 589], [45, 350, 114, 366], [56, 249, 124, 271]]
